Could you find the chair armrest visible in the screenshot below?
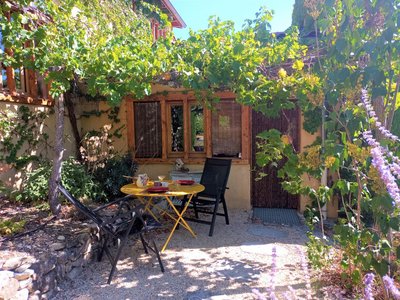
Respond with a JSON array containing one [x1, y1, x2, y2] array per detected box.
[[93, 195, 134, 212]]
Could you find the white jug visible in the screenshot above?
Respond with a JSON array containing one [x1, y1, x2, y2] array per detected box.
[[136, 174, 149, 187]]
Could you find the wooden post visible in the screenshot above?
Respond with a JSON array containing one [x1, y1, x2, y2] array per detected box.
[[241, 105, 250, 161], [205, 105, 212, 157], [24, 25, 38, 98], [183, 99, 189, 160], [161, 97, 167, 160], [5, 48, 16, 95], [4, 12, 16, 95], [125, 97, 135, 154]]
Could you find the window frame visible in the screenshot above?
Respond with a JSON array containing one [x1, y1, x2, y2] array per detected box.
[[167, 101, 186, 157], [126, 91, 251, 165], [0, 14, 52, 106], [188, 100, 206, 157]]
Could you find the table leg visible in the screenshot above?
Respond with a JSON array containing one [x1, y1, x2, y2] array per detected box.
[[161, 194, 196, 252], [138, 196, 160, 223]]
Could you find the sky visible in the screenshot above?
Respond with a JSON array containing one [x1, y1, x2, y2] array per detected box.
[[170, 0, 296, 40]]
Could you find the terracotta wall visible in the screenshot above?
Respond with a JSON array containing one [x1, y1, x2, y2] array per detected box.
[[75, 89, 338, 216], [298, 114, 338, 218], [0, 101, 77, 190], [0, 86, 338, 217], [78, 91, 252, 210], [78, 100, 129, 154]]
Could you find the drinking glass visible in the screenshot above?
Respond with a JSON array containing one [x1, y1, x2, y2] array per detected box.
[[158, 175, 166, 181]]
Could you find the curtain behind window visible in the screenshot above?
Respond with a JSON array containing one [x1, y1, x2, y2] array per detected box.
[[134, 102, 162, 158], [212, 101, 241, 157]]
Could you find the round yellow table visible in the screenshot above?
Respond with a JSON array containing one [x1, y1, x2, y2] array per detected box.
[[120, 182, 205, 252]]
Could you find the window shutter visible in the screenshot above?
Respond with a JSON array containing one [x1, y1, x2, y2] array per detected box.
[[212, 101, 242, 157], [134, 102, 162, 158]]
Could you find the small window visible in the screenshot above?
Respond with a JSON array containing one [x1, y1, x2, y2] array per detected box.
[[169, 103, 184, 153], [0, 19, 49, 100], [212, 101, 242, 158], [37, 72, 47, 98], [189, 103, 205, 153], [134, 102, 162, 158], [14, 68, 21, 90], [1, 69, 6, 88]]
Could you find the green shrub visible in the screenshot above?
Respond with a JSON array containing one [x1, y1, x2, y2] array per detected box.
[[93, 154, 138, 200], [17, 160, 52, 202], [0, 218, 26, 236], [18, 157, 103, 202], [61, 158, 103, 200], [0, 181, 11, 198]]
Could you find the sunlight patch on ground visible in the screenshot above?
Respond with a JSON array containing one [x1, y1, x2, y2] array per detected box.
[[240, 242, 289, 256]]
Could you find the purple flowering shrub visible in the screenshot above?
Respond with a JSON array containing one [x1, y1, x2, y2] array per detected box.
[[256, 87, 400, 296], [252, 1, 400, 297], [364, 273, 375, 300]]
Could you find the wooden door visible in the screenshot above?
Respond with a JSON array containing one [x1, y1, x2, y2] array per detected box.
[[251, 109, 300, 209]]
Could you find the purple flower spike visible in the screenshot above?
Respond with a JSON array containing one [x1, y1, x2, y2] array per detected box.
[[360, 88, 400, 142], [252, 288, 267, 300], [269, 246, 277, 300], [383, 275, 400, 300], [297, 246, 312, 300], [362, 131, 400, 206], [364, 273, 375, 300], [287, 286, 298, 300]]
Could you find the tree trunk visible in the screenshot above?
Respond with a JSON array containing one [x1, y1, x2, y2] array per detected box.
[[65, 92, 82, 161], [48, 93, 65, 215]]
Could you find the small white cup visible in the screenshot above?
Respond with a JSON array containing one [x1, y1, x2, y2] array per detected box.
[[161, 181, 169, 187]]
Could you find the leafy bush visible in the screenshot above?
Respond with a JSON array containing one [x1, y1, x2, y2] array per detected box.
[[92, 154, 138, 200], [18, 157, 103, 202], [80, 124, 115, 172], [0, 217, 26, 236], [61, 158, 103, 199]]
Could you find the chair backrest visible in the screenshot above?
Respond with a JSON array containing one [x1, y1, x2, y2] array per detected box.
[[57, 183, 149, 237], [57, 183, 106, 227], [199, 158, 232, 198]]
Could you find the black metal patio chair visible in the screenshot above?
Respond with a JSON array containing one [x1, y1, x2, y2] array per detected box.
[[182, 158, 232, 236], [57, 183, 164, 284]]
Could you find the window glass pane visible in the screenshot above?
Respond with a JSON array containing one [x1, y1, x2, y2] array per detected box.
[[37, 72, 46, 98], [190, 104, 204, 152], [212, 101, 241, 157], [0, 34, 5, 88], [134, 102, 162, 158], [170, 104, 184, 152], [2, 69, 7, 88], [14, 68, 21, 90]]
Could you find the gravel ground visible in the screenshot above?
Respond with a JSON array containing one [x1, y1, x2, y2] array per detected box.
[[53, 210, 315, 300]]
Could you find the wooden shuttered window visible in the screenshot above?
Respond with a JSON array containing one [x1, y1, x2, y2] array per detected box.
[[0, 16, 51, 105], [212, 101, 242, 158], [134, 101, 162, 158], [128, 92, 250, 164]]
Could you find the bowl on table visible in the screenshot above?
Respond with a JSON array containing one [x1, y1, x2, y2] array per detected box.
[[176, 180, 195, 185]]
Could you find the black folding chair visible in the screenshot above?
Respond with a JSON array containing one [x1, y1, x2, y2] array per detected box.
[[57, 183, 164, 284], [182, 158, 231, 236]]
